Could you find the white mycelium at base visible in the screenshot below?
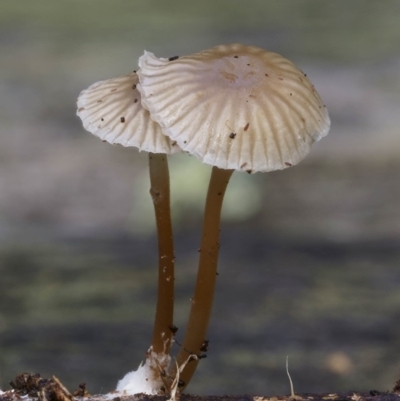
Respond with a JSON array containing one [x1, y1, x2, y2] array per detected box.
[[115, 350, 171, 395]]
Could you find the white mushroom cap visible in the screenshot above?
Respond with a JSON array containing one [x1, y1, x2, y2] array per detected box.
[[77, 72, 181, 154], [137, 44, 330, 172]]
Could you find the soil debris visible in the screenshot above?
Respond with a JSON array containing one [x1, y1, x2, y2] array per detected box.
[[2, 375, 400, 401], [6, 373, 77, 401], [73, 383, 90, 398], [2, 391, 400, 401], [394, 373, 400, 394], [9, 373, 48, 397]]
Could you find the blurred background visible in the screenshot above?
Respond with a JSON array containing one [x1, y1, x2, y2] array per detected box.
[[1, 0, 400, 396]]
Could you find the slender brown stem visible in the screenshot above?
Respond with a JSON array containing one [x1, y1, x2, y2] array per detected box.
[[175, 166, 234, 390], [149, 152, 175, 355]]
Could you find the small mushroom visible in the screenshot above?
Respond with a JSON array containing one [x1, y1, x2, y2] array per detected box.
[[77, 72, 180, 385], [137, 43, 330, 389]]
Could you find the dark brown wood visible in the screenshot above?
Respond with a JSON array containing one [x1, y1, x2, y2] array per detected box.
[[2, 373, 400, 401], [2, 391, 400, 401]]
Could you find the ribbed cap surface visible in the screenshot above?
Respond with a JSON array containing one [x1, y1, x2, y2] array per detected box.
[[138, 44, 330, 172], [77, 72, 181, 154]]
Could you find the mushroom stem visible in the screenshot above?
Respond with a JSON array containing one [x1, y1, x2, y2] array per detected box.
[[175, 166, 234, 389], [149, 152, 175, 356]]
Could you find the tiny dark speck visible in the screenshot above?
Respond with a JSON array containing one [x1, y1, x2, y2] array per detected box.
[[120, 117, 125, 123], [278, 77, 283, 81], [244, 123, 250, 131], [168, 55, 179, 61], [171, 141, 177, 146], [133, 70, 137, 73], [229, 133, 236, 139], [285, 162, 292, 167], [234, 55, 238, 58], [101, 118, 104, 121], [134, 98, 138, 103], [246, 169, 252, 174], [132, 84, 137, 90], [247, 63, 250, 66]]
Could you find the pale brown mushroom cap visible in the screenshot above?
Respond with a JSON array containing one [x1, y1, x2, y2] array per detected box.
[[77, 72, 181, 154], [137, 44, 330, 172]]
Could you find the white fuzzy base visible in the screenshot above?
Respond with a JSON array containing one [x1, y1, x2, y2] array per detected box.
[[114, 351, 171, 396]]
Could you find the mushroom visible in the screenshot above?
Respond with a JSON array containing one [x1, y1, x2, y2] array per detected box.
[[77, 71, 180, 392], [137, 43, 330, 389]]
